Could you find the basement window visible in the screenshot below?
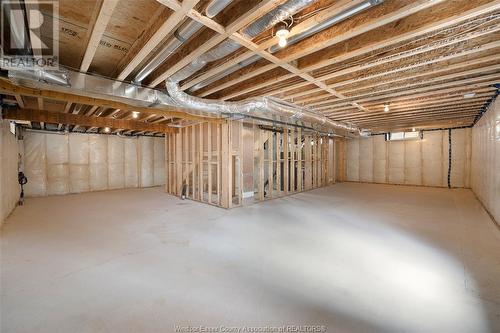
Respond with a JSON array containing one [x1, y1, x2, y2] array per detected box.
[[385, 131, 422, 141], [9, 121, 16, 136]]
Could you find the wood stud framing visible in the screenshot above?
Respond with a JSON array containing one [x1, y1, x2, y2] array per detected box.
[[3, 0, 499, 135], [165, 120, 335, 208], [2, 0, 500, 208]]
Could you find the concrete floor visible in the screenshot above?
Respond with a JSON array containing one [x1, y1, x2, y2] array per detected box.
[[1, 183, 499, 333]]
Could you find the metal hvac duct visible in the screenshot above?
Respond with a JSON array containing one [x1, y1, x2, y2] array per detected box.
[[189, 0, 383, 92], [168, 0, 315, 83], [163, 0, 368, 135], [268, 0, 383, 53], [4, 0, 369, 136], [134, 0, 235, 83]]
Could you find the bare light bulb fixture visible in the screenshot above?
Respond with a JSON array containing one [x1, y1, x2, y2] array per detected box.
[[104, 127, 110, 133], [132, 111, 139, 119], [276, 25, 290, 48], [384, 103, 390, 112]]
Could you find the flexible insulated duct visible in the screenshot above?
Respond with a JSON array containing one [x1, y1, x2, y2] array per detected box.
[[168, 0, 315, 82], [163, 0, 367, 135], [166, 79, 362, 133], [4, 0, 368, 136], [189, 0, 383, 92], [134, 0, 235, 83]]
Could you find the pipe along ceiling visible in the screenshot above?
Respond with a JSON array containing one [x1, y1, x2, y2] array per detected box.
[[2, 0, 383, 136]]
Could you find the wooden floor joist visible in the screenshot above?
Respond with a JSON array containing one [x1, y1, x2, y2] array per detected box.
[[2, 108, 178, 134], [3, 0, 500, 132]]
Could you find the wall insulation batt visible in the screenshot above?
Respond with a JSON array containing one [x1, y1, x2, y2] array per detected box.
[[0, 120, 20, 225], [471, 97, 500, 225], [345, 128, 472, 188], [23, 131, 165, 197]]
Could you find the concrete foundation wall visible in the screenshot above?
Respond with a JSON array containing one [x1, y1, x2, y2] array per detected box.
[[0, 121, 20, 225], [345, 128, 472, 188], [471, 97, 500, 225], [23, 131, 165, 197]]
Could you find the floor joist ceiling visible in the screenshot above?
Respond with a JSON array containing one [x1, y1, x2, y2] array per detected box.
[[1, 0, 499, 135]]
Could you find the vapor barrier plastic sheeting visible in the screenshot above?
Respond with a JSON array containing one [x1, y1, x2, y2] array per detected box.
[[422, 131, 445, 187], [471, 97, 500, 224], [23, 132, 165, 197], [153, 137, 165, 186], [69, 134, 90, 193], [0, 121, 21, 224], [139, 136, 154, 188], [89, 134, 108, 191], [124, 138, 139, 188], [108, 136, 125, 190], [344, 128, 472, 188], [24, 132, 47, 196]]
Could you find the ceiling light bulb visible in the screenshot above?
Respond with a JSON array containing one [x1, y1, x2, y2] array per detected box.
[[278, 37, 287, 48], [412, 127, 416, 132], [276, 28, 289, 48], [384, 104, 390, 112], [132, 111, 139, 119], [104, 127, 110, 133]]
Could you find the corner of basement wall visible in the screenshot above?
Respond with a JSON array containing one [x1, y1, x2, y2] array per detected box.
[[22, 131, 166, 198], [344, 128, 474, 189], [471, 96, 500, 226], [0, 120, 21, 226]]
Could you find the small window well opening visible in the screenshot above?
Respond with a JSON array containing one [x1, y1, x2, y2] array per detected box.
[[385, 131, 423, 141], [9, 121, 16, 136]]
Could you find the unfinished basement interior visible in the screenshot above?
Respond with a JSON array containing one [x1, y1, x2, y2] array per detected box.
[[0, 0, 499, 332]]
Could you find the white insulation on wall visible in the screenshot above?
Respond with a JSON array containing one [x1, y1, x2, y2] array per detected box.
[[345, 128, 472, 188], [23, 132, 165, 197], [0, 120, 20, 225], [471, 97, 500, 224]]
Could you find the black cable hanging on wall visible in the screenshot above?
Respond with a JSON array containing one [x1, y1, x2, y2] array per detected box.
[[448, 129, 452, 189]]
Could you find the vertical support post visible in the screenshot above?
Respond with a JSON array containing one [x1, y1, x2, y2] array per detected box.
[[305, 135, 312, 190], [207, 123, 212, 203], [258, 128, 265, 201], [221, 121, 230, 208], [183, 127, 188, 195], [198, 124, 203, 201], [276, 131, 281, 196], [164, 133, 170, 193], [217, 123, 221, 205], [175, 130, 182, 196], [297, 128, 302, 192], [239, 121, 244, 206], [191, 126, 195, 199], [283, 128, 289, 195], [268, 131, 274, 199]]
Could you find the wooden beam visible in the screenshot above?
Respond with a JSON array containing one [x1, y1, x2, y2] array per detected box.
[[299, 0, 500, 71], [3, 108, 178, 134], [14, 95, 24, 108], [184, 0, 379, 93], [117, 0, 201, 80], [37, 97, 44, 110], [0, 78, 220, 123], [199, 0, 500, 110], [148, 0, 287, 87], [80, 0, 120, 72]]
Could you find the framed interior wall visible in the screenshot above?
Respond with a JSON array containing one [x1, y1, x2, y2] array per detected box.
[[166, 120, 336, 209]]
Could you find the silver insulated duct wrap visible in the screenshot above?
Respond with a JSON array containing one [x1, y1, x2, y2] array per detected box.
[[170, 0, 314, 82], [166, 78, 361, 134], [3, 0, 367, 136], [164, 0, 365, 135]]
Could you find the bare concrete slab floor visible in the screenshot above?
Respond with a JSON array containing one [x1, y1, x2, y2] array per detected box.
[[1, 183, 499, 333]]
